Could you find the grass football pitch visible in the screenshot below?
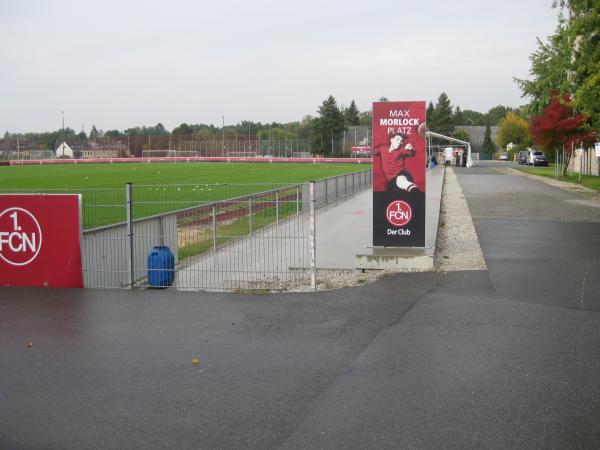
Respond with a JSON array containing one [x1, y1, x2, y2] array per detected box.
[[0, 162, 371, 229]]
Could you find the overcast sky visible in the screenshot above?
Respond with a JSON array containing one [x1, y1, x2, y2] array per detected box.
[[0, 0, 560, 134]]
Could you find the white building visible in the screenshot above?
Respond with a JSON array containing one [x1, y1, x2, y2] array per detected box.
[[55, 141, 74, 158]]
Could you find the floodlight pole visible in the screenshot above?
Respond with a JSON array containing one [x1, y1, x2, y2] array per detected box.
[[222, 116, 225, 153], [331, 131, 334, 156]]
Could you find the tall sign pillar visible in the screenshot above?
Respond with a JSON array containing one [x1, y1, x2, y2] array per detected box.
[[372, 101, 426, 247]]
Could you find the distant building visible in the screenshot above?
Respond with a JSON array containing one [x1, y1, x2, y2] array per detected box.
[[56, 142, 74, 158], [454, 126, 500, 153], [82, 148, 121, 158], [83, 139, 128, 158]]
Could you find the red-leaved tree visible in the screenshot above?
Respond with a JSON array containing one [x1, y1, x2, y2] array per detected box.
[[529, 93, 594, 176]]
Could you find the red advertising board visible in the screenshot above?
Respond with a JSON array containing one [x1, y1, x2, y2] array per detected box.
[[372, 101, 426, 247], [0, 195, 83, 288]]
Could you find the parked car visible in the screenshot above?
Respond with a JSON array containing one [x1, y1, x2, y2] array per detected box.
[[527, 150, 548, 167], [499, 153, 509, 161], [518, 151, 529, 164]]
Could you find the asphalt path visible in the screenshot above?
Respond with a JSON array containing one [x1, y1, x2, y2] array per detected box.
[[1, 161, 600, 449], [459, 162, 600, 311]]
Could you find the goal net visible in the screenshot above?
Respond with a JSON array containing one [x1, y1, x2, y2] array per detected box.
[[142, 150, 199, 158], [226, 151, 258, 158]]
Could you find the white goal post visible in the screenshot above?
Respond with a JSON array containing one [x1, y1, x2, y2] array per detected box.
[[142, 150, 199, 158]]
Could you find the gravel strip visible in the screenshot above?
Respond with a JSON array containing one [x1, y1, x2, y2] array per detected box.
[[434, 167, 487, 272], [256, 165, 490, 291]]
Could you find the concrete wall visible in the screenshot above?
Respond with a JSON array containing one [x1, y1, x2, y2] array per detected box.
[[569, 148, 600, 176]]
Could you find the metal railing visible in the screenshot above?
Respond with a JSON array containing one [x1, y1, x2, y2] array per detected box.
[[0, 169, 372, 291]]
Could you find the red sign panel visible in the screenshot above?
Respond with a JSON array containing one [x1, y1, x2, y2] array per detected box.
[[372, 101, 426, 247], [0, 195, 83, 288]]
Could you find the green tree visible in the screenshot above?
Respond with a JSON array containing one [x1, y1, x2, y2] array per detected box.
[[344, 100, 360, 126], [462, 109, 487, 125], [358, 110, 372, 127], [431, 92, 454, 135], [172, 123, 193, 135], [515, 26, 572, 117], [453, 106, 465, 125], [497, 112, 531, 150], [487, 105, 516, 125], [426, 101, 435, 126], [154, 123, 168, 135], [89, 125, 99, 140], [310, 95, 346, 155], [104, 129, 122, 138], [481, 120, 496, 156], [564, 0, 600, 131], [452, 129, 470, 143]]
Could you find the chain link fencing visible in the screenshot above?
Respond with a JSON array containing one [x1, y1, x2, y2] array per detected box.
[[1, 169, 372, 291]]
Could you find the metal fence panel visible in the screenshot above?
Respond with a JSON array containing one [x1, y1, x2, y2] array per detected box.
[[1, 168, 372, 291]]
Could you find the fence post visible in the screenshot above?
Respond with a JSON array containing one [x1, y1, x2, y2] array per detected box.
[[325, 178, 328, 204], [212, 205, 217, 252], [248, 196, 252, 234], [296, 185, 299, 216], [158, 215, 165, 246], [125, 182, 134, 289], [276, 190, 279, 225], [309, 181, 316, 290], [336, 176, 339, 200]]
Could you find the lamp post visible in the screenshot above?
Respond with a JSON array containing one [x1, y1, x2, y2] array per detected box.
[[331, 130, 334, 156], [222, 116, 225, 155]]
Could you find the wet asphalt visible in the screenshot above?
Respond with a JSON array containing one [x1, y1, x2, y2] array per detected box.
[[1, 161, 600, 449]]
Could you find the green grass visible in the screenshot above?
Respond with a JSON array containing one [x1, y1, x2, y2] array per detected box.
[[178, 203, 298, 261], [0, 162, 371, 229], [0, 162, 369, 189], [516, 164, 600, 193]]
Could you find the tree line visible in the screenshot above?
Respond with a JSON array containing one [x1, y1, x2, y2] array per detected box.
[[511, 0, 598, 171], [2, 95, 517, 157]]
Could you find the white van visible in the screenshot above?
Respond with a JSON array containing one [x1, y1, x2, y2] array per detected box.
[[443, 147, 453, 165]]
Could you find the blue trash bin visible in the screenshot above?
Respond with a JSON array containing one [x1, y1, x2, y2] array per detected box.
[[147, 246, 175, 288]]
